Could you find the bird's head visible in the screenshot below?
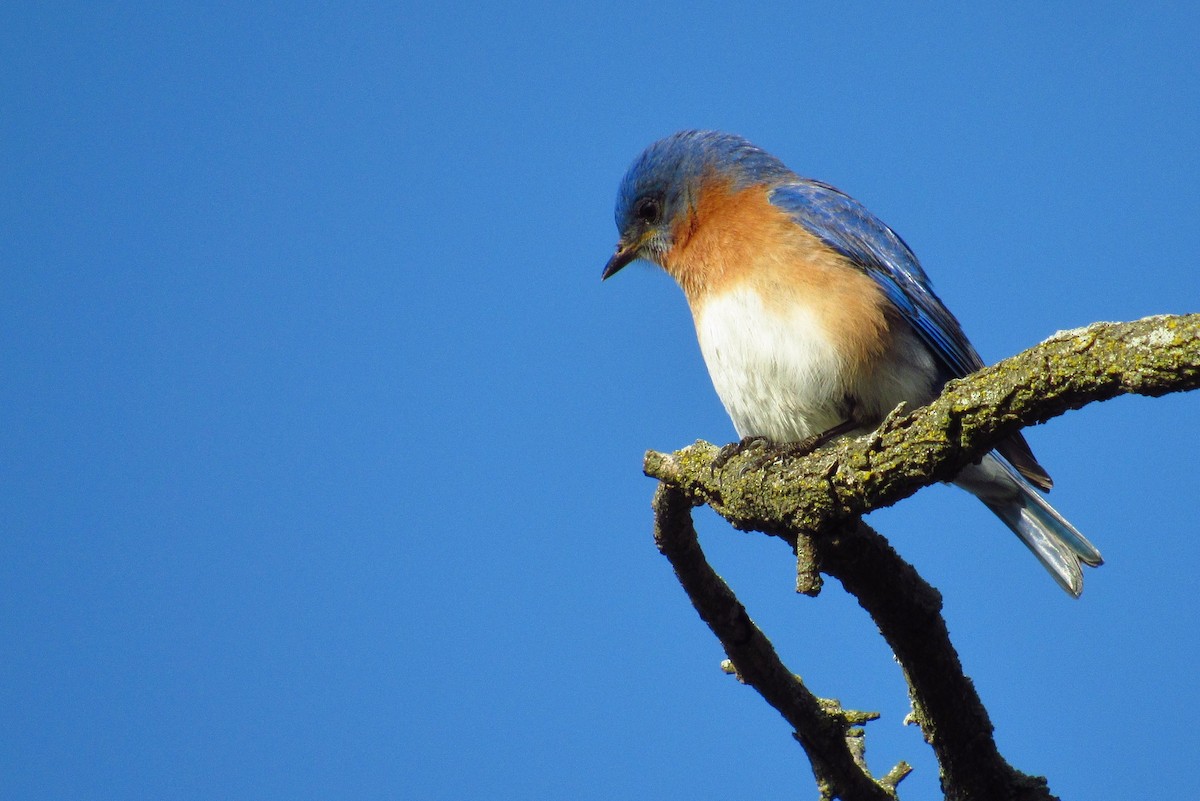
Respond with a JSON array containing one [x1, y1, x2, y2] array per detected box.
[[602, 130, 792, 279]]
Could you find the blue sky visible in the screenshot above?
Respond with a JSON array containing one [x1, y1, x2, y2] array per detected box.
[[3, 3, 1198, 799]]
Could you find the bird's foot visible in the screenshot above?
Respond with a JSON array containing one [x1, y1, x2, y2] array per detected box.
[[774, 433, 828, 461], [711, 436, 810, 476], [711, 422, 858, 476], [711, 436, 772, 472]]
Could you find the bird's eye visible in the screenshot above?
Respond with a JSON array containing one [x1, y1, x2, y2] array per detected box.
[[633, 196, 663, 225]]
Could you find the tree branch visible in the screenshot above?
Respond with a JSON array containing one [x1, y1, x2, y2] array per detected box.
[[640, 314, 1200, 800], [652, 485, 903, 800], [819, 519, 1055, 801], [644, 314, 1200, 539]]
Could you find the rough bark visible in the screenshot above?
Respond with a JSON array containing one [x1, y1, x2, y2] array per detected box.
[[641, 314, 1200, 800]]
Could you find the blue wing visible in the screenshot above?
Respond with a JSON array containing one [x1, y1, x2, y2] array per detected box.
[[769, 180, 984, 380], [769, 179, 1054, 489]]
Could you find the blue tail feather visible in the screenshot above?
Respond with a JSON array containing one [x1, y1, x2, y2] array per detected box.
[[959, 455, 1103, 597]]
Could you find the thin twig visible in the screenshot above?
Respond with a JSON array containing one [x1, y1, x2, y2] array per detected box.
[[652, 485, 900, 800]]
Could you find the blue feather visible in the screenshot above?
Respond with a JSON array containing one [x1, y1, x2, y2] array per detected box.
[[615, 131, 792, 232], [769, 181, 985, 381]]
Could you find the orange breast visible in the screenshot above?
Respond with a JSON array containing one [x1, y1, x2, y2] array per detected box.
[[662, 181, 896, 373]]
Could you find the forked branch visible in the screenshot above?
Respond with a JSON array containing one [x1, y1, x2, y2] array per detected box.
[[644, 314, 1199, 800]]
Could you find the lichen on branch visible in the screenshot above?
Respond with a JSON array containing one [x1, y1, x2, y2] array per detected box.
[[642, 313, 1199, 801], [644, 314, 1200, 538]]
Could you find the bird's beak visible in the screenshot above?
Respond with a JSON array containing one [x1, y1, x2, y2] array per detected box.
[[601, 240, 640, 280]]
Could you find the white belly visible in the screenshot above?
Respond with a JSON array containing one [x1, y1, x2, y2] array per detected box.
[[693, 286, 938, 442]]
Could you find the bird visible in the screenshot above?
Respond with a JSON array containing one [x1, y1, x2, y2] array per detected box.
[[601, 130, 1102, 596]]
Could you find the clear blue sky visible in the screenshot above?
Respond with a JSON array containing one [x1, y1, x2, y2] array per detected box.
[[3, 3, 1198, 799]]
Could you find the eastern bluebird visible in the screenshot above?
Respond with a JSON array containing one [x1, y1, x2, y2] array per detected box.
[[603, 130, 1102, 596]]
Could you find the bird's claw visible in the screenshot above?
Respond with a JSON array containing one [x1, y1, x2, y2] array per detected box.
[[711, 436, 771, 472], [711, 432, 833, 477]]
